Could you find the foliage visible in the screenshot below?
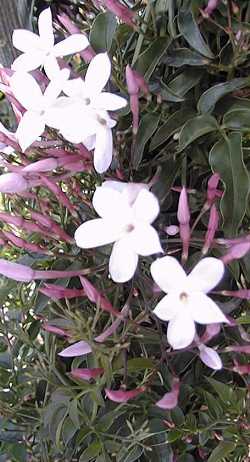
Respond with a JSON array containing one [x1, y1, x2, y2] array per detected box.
[[0, 0, 249, 461]]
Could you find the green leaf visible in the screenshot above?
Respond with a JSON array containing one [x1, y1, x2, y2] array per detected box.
[[206, 378, 234, 405], [150, 109, 195, 151], [209, 132, 250, 236], [164, 48, 210, 66], [167, 68, 203, 97], [127, 357, 154, 371], [178, 9, 214, 58], [151, 157, 182, 203], [135, 37, 170, 80], [80, 441, 101, 462], [90, 12, 117, 52], [198, 78, 250, 114], [132, 113, 160, 169], [0, 352, 12, 369], [207, 441, 236, 462], [223, 108, 250, 130], [179, 114, 219, 150], [117, 446, 143, 462]]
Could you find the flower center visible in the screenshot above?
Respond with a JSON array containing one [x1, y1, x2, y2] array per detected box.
[[125, 224, 135, 233], [83, 97, 91, 105], [97, 115, 107, 126], [179, 292, 188, 303]]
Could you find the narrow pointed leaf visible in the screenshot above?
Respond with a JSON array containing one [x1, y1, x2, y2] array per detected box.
[[198, 78, 250, 114], [179, 114, 219, 150], [178, 9, 214, 59]]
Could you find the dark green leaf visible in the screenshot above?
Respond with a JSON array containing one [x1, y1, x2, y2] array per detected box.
[[209, 132, 250, 236], [165, 48, 210, 67], [167, 68, 203, 97], [207, 441, 236, 462], [135, 37, 170, 80], [198, 78, 250, 114], [151, 157, 182, 203], [80, 441, 101, 462], [178, 9, 214, 58], [117, 445, 143, 462], [179, 114, 219, 150], [150, 109, 195, 151], [132, 113, 160, 169], [90, 12, 117, 52], [0, 352, 12, 369], [127, 357, 154, 371], [223, 108, 250, 130]]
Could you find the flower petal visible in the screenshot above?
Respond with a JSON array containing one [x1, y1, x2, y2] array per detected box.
[[93, 125, 113, 173], [150, 256, 187, 293], [129, 224, 163, 256], [58, 340, 92, 357], [12, 51, 45, 73], [92, 186, 131, 222], [167, 313, 196, 349], [92, 92, 127, 111], [109, 238, 138, 282], [75, 218, 120, 248], [199, 345, 222, 370], [188, 292, 228, 324], [187, 257, 224, 293], [43, 55, 61, 80], [53, 34, 89, 56], [153, 293, 180, 321], [38, 7, 54, 49], [43, 69, 70, 104], [132, 189, 160, 224], [12, 30, 41, 53], [10, 72, 43, 110], [85, 52, 111, 97], [17, 111, 45, 152], [71, 368, 104, 381]]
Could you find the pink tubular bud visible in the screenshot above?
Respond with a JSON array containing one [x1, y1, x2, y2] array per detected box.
[[202, 205, 219, 254], [1, 231, 50, 255], [30, 211, 74, 243], [105, 387, 144, 403], [177, 187, 190, 261], [100, 0, 135, 27], [204, 173, 220, 210], [39, 284, 85, 300], [59, 340, 92, 357], [40, 176, 77, 217], [0, 173, 28, 193], [80, 276, 120, 317], [222, 242, 250, 264], [22, 158, 58, 173], [70, 368, 104, 381], [204, 0, 221, 15], [155, 377, 180, 410], [231, 360, 250, 375], [0, 259, 35, 282], [200, 323, 221, 344], [198, 345, 222, 370], [43, 323, 69, 337], [126, 66, 149, 135], [221, 289, 250, 300], [225, 345, 250, 354]]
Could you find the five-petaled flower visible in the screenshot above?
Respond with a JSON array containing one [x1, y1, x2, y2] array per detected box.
[[10, 69, 69, 152], [75, 181, 163, 282], [151, 256, 228, 349], [57, 53, 127, 173], [12, 7, 89, 78]]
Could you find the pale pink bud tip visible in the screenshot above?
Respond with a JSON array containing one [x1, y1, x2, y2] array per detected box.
[[177, 187, 190, 224], [0, 173, 28, 193], [165, 225, 179, 236], [70, 368, 104, 381], [43, 323, 69, 337], [155, 378, 180, 410], [58, 340, 92, 357], [0, 259, 34, 282], [222, 242, 250, 263], [105, 387, 145, 403], [199, 345, 222, 370]]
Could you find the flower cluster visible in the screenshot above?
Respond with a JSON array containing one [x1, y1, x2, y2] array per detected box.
[[0, 6, 248, 370], [9, 7, 127, 173]]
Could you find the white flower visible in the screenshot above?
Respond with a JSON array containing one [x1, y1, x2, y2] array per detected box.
[[75, 182, 162, 282], [12, 7, 89, 78], [58, 53, 127, 173], [10, 69, 69, 151], [151, 256, 228, 350]]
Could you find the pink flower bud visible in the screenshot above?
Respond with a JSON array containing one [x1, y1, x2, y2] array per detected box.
[[202, 205, 219, 254], [221, 289, 250, 300], [205, 173, 220, 209], [105, 387, 144, 403], [225, 345, 250, 354], [0, 173, 28, 193], [165, 225, 179, 236], [39, 284, 85, 300], [200, 323, 221, 344], [40, 176, 77, 217], [125, 66, 149, 135], [30, 211, 74, 243], [222, 241, 250, 264], [80, 276, 120, 316], [2, 231, 50, 255], [59, 340, 92, 357], [155, 377, 180, 410], [22, 158, 58, 173], [231, 360, 250, 375], [0, 259, 35, 282], [43, 323, 69, 337], [204, 0, 221, 15], [70, 368, 104, 381], [177, 187, 190, 261], [198, 345, 222, 370], [100, 0, 136, 27]]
